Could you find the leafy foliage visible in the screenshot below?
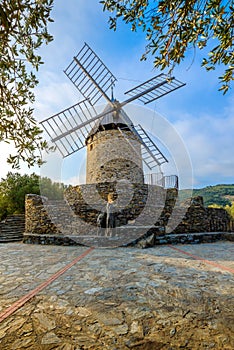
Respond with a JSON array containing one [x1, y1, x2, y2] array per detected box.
[[180, 184, 234, 207], [0, 172, 40, 220], [0, 0, 54, 169], [0, 172, 65, 220], [39, 177, 65, 200], [209, 202, 234, 219], [101, 0, 234, 93], [223, 202, 234, 219]]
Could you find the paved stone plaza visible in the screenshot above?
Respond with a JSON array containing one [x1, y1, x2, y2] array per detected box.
[[0, 242, 233, 349]]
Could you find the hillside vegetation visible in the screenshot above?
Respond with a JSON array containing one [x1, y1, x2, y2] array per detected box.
[[190, 184, 234, 206], [180, 184, 234, 220]]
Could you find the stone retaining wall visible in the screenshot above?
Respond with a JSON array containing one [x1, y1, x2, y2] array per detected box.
[[170, 196, 230, 234], [25, 194, 60, 235], [24, 185, 232, 246], [65, 182, 166, 228]]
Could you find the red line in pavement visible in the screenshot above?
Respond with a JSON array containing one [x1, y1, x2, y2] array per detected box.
[[168, 245, 234, 274], [0, 247, 94, 323]]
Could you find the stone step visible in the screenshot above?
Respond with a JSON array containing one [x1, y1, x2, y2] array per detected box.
[[0, 237, 23, 242], [0, 233, 23, 239], [0, 233, 23, 238], [0, 214, 25, 243], [0, 231, 24, 236], [1, 224, 25, 229]]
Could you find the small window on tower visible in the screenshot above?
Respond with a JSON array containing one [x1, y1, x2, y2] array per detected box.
[[90, 144, 93, 151]]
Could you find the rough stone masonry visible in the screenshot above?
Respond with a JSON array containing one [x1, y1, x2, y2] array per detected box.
[[23, 185, 231, 246]]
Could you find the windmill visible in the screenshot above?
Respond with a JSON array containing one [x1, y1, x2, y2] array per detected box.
[[40, 43, 185, 187]]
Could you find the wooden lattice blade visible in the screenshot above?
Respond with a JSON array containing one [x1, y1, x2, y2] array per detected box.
[[134, 124, 168, 167], [124, 74, 186, 105], [64, 43, 117, 105], [40, 100, 99, 157]]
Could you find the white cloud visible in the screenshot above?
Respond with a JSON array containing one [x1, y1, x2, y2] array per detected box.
[[0, 141, 40, 179], [172, 97, 234, 186], [34, 72, 80, 121]]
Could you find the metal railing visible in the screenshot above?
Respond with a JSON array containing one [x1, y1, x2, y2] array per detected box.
[[144, 173, 178, 189]]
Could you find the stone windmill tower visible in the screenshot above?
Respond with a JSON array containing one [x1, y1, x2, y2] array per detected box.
[[39, 43, 185, 246], [85, 103, 145, 185]]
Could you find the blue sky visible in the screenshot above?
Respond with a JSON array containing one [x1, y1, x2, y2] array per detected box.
[[1, 0, 233, 188]]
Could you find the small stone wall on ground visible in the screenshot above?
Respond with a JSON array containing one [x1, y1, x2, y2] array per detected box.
[[134, 232, 234, 248]]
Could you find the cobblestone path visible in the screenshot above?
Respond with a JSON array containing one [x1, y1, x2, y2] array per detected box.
[[0, 242, 233, 349]]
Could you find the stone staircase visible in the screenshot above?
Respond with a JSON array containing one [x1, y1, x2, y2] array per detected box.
[[0, 214, 25, 242]]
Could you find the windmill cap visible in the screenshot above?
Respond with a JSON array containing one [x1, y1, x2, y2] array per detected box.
[[85, 103, 134, 143]]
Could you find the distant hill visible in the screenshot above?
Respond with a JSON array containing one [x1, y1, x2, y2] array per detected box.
[[180, 184, 234, 207]]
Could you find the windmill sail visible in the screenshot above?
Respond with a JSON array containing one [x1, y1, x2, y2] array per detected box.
[[124, 74, 186, 105], [134, 124, 168, 167], [40, 100, 99, 157], [117, 124, 167, 170], [64, 42, 117, 105]]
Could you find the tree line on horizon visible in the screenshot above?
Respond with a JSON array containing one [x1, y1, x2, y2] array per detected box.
[[180, 184, 234, 207]]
